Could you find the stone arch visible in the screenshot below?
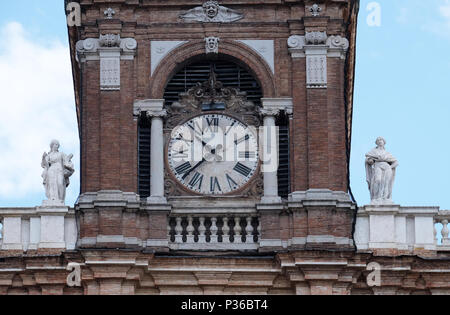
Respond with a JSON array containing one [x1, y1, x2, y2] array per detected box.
[[150, 40, 276, 99]]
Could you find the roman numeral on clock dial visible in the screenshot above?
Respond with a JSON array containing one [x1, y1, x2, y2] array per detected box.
[[239, 151, 256, 159], [235, 134, 250, 145], [234, 162, 252, 177], [210, 177, 222, 193], [175, 162, 192, 175], [226, 174, 238, 190], [206, 117, 219, 132], [188, 172, 204, 190]]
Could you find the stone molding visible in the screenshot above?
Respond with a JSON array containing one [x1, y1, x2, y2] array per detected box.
[[76, 190, 141, 210], [288, 189, 355, 209]]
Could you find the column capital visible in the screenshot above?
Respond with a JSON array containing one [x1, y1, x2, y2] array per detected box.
[[259, 108, 280, 117], [287, 33, 349, 59], [76, 34, 137, 62], [133, 99, 167, 118], [261, 98, 293, 116]]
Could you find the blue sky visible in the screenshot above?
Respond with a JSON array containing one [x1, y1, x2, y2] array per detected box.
[[0, 0, 449, 209]]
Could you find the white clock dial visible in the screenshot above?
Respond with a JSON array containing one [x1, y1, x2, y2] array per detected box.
[[168, 114, 259, 195]]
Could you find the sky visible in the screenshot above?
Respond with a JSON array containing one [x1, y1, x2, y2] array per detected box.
[[0, 0, 448, 209]]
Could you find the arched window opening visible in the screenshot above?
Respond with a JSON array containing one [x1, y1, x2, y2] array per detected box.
[[138, 58, 290, 199], [164, 59, 263, 108]]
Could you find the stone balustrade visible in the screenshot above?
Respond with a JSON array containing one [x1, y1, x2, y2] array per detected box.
[[0, 207, 77, 252], [0, 204, 448, 254], [355, 205, 450, 254], [168, 215, 260, 251], [435, 211, 450, 250]]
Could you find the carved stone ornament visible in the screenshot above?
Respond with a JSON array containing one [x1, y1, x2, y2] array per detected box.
[[305, 31, 327, 45], [287, 35, 306, 50], [76, 35, 137, 59], [99, 34, 121, 47], [205, 37, 220, 54], [180, 1, 244, 23], [327, 35, 350, 50], [165, 69, 259, 129], [287, 33, 349, 52], [41, 140, 75, 206], [365, 137, 399, 205], [310, 4, 322, 17], [104, 8, 116, 19]]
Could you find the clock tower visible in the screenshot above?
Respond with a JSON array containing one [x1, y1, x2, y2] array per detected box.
[[66, 0, 361, 294], [0, 0, 448, 296], [71, 0, 358, 253]]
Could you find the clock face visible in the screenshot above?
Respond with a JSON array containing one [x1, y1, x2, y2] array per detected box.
[[167, 114, 259, 195]]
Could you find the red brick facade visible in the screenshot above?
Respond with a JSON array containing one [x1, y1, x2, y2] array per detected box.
[[71, 0, 357, 195], [1, 1, 450, 295]]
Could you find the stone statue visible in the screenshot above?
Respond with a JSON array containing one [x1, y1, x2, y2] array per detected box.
[[365, 137, 399, 205], [41, 140, 75, 205], [179, 1, 244, 23]]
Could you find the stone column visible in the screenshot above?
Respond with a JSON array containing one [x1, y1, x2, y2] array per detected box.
[[149, 111, 167, 204], [134, 100, 171, 251], [259, 98, 293, 204], [134, 99, 168, 204], [260, 108, 281, 204], [257, 99, 293, 252]]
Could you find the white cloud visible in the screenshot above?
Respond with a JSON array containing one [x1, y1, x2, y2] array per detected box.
[[440, 0, 450, 19], [421, 0, 450, 38], [0, 22, 79, 205]]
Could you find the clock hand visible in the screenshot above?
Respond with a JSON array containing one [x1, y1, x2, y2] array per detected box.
[[195, 135, 208, 147], [182, 158, 206, 180]]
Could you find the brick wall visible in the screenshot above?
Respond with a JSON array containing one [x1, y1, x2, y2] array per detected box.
[[72, 0, 356, 195]]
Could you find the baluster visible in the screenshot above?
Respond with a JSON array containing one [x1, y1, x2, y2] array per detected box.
[[257, 218, 261, 240], [442, 219, 449, 245], [223, 217, 230, 243], [210, 217, 218, 243], [186, 216, 195, 243], [245, 217, 253, 244], [234, 217, 242, 243], [175, 217, 183, 243], [167, 222, 171, 240], [434, 220, 438, 244], [198, 217, 206, 244]]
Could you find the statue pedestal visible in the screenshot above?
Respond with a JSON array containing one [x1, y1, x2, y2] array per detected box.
[[36, 204, 69, 250], [355, 204, 439, 254], [41, 199, 65, 207]]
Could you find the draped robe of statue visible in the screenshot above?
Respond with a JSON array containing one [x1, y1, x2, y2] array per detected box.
[[41, 150, 74, 204], [365, 146, 398, 204]]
